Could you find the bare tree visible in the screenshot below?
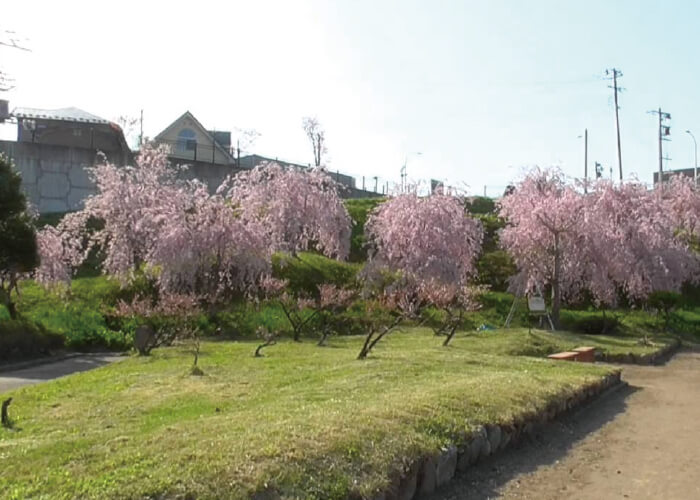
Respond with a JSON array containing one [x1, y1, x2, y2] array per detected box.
[[302, 116, 327, 167], [234, 127, 261, 154], [113, 115, 140, 148], [0, 29, 30, 92]]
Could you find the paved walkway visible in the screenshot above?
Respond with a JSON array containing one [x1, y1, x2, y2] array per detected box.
[[0, 354, 124, 393], [429, 350, 700, 500]]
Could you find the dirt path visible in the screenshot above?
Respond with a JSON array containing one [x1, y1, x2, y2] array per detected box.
[[0, 354, 124, 393], [429, 350, 700, 500]]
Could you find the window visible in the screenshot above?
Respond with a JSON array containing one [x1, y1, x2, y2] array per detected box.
[[176, 128, 197, 152]]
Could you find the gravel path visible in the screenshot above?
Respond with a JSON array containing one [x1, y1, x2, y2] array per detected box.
[[0, 353, 124, 393], [429, 350, 700, 500]]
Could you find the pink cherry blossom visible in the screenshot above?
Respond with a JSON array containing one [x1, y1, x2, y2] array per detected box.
[[223, 162, 352, 260]]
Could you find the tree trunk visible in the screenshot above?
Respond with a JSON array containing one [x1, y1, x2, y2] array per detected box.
[[1, 398, 12, 427], [7, 300, 17, 320], [0, 285, 17, 320], [551, 232, 561, 328], [442, 324, 458, 346], [357, 330, 375, 359]]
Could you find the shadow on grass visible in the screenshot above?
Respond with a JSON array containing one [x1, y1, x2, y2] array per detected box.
[[425, 383, 638, 500]]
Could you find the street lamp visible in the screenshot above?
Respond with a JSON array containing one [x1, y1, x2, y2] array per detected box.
[[686, 130, 697, 186]]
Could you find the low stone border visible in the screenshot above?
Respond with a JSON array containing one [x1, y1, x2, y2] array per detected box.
[[364, 370, 624, 500], [250, 371, 624, 500], [595, 338, 681, 365]]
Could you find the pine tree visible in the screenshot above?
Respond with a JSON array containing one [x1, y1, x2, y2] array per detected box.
[[0, 154, 38, 319]]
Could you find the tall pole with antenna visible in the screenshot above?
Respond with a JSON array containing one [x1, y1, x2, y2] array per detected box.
[[686, 130, 697, 186], [606, 68, 624, 181], [584, 128, 588, 193], [648, 108, 672, 185]]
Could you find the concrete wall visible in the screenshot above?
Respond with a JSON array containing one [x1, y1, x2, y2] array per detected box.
[[170, 158, 245, 193], [0, 141, 127, 213], [0, 139, 381, 214]]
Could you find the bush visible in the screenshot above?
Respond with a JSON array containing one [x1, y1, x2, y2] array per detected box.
[[647, 291, 682, 331], [344, 198, 385, 262], [213, 301, 293, 338], [559, 310, 620, 335], [0, 318, 64, 361], [272, 252, 360, 296], [465, 196, 496, 215], [476, 250, 516, 292], [15, 278, 130, 351]]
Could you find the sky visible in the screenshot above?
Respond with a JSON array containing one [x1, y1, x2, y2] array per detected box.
[[2, 0, 700, 196]]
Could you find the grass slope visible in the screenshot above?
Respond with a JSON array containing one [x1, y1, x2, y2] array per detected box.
[[0, 328, 621, 500]]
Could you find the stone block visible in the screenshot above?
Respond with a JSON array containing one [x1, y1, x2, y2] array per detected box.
[[499, 429, 512, 450], [38, 172, 70, 198], [42, 159, 69, 173], [486, 425, 502, 451], [38, 198, 69, 213], [435, 445, 457, 487], [21, 183, 40, 206], [395, 466, 417, 500], [16, 158, 39, 184], [67, 187, 95, 210], [418, 456, 437, 495], [68, 164, 95, 188]]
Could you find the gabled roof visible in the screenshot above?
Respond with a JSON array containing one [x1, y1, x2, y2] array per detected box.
[[13, 106, 111, 124], [155, 110, 234, 162]]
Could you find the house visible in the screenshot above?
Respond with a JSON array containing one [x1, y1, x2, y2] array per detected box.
[[153, 111, 243, 192], [154, 111, 376, 197], [0, 103, 131, 213], [653, 167, 698, 185], [154, 110, 235, 167], [13, 106, 130, 163]]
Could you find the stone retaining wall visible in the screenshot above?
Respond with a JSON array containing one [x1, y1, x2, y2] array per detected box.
[[368, 371, 623, 500], [252, 371, 624, 500]]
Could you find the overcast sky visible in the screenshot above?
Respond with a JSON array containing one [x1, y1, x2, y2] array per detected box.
[[2, 0, 699, 195]]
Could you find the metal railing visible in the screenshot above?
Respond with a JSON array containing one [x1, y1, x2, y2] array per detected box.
[[156, 139, 234, 165]]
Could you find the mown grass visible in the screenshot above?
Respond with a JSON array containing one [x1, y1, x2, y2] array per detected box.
[[0, 328, 619, 500]]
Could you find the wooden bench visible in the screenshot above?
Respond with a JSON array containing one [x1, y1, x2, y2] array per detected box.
[[547, 351, 580, 362], [572, 346, 596, 363]]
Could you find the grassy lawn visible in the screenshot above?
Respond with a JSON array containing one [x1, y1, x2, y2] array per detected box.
[[0, 328, 623, 500], [466, 326, 675, 357]]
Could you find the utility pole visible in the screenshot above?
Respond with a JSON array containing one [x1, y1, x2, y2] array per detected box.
[[584, 128, 588, 193], [648, 108, 672, 185], [138, 109, 143, 147], [605, 68, 624, 181], [686, 130, 697, 186]]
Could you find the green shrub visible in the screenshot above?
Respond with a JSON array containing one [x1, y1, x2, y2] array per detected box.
[[559, 310, 620, 335], [272, 252, 360, 296], [647, 290, 682, 332], [344, 198, 385, 262], [465, 196, 496, 215], [15, 278, 130, 351], [0, 319, 64, 361], [476, 250, 516, 292], [213, 301, 293, 338]]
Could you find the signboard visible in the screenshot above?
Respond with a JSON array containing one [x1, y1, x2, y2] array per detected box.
[[527, 296, 547, 314]]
